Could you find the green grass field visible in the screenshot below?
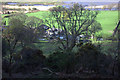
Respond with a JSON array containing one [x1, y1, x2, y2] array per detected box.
[[26, 11, 118, 35], [2, 11, 118, 35], [26, 11, 50, 19], [2, 11, 118, 56], [96, 11, 118, 35]]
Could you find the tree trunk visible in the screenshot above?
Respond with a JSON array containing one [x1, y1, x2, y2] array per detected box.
[[118, 29, 120, 77], [67, 36, 76, 52], [9, 51, 13, 77]]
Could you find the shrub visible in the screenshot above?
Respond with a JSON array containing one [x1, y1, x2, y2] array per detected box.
[[75, 43, 117, 75], [45, 51, 76, 73], [2, 38, 10, 57], [96, 34, 103, 40], [2, 59, 9, 73], [76, 43, 100, 73], [12, 47, 46, 73], [21, 47, 45, 66]]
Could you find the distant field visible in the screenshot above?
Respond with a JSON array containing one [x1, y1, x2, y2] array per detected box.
[[26, 11, 118, 35], [96, 11, 118, 35], [2, 11, 118, 35], [26, 11, 50, 19]]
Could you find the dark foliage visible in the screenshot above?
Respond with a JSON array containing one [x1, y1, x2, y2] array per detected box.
[[21, 46, 45, 64], [75, 43, 117, 76], [45, 51, 76, 73], [11, 47, 45, 73], [2, 59, 9, 73], [2, 38, 10, 57], [75, 43, 99, 73]]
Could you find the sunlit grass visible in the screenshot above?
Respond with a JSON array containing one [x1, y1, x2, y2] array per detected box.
[[96, 11, 118, 35], [2, 10, 118, 35], [25, 10, 119, 35]]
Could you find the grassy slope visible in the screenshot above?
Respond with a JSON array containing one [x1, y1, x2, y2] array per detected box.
[[2, 11, 118, 35], [26, 11, 50, 19], [26, 11, 118, 35], [33, 42, 61, 57], [96, 11, 118, 35], [2, 11, 118, 56]]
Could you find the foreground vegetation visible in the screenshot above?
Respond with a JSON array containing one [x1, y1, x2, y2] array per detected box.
[[2, 3, 120, 78]]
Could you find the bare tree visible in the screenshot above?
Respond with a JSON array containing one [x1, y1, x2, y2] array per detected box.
[[112, 19, 120, 76], [48, 3, 99, 51]]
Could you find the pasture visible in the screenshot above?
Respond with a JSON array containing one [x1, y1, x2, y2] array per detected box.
[[26, 11, 118, 35], [96, 11, 118, 35], [2, 10, 119, 78], [26, 11, 50, 19], [2, 11, 118, 35], [2, 11, 118, 53]]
